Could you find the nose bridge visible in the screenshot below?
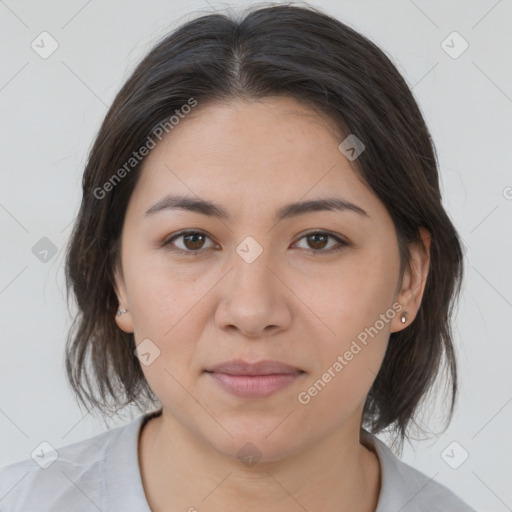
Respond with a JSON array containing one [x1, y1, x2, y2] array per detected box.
[[230, 233, 279, 304], [215, 233, 291, 336]]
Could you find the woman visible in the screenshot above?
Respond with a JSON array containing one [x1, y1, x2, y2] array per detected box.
[[0, 3, 475, 511]]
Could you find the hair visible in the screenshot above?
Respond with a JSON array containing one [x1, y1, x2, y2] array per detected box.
[[64, 2, 464, 450]]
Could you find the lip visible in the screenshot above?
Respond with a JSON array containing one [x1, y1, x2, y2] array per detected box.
[[204, 359, 305, 399], [205, 359, 303, 376]]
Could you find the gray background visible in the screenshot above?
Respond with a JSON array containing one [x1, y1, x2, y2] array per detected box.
[[1, 0, 511, 510]]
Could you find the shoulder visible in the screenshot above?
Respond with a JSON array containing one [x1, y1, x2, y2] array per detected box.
[[364, 432, 477, 512], [0, 415, 141, 512]]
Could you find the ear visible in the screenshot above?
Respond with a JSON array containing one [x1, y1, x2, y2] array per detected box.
[[390, 227, 431, 333], [113, 263, 134, 334]]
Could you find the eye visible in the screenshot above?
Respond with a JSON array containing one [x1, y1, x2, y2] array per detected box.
[[162, 230, 216, 255], [293, 230, 349, 254], [161, 230, 349, 256]]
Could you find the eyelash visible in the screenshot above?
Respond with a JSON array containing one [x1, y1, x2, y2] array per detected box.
[[161, 230, 349, 256]]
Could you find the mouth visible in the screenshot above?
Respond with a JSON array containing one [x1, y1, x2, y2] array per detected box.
[[204, 359, 305, 399]]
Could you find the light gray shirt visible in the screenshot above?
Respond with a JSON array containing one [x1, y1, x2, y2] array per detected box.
[[0, 409, 476, 511]]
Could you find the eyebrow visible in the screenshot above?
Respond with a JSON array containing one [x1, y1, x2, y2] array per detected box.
[[144, 193, 369, 222]]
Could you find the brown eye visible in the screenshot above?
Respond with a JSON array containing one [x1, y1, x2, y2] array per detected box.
[[294, 231, 349, 254], [162, 230, 349, 256], [163, 230, 215, 255], [181, 232, 206, 250], [306, 233, 329, 250]]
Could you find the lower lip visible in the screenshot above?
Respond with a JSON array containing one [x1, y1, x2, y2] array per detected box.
[[206, 372, 303, 398]]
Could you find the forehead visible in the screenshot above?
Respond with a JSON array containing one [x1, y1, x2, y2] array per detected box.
[[128, 97, 382, 221]]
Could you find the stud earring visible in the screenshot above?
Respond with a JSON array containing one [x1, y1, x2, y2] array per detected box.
[[400, 311, 408, 324], [117, 308, 128, 316]]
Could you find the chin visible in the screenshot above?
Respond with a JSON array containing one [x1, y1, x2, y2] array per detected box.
[[202, 419, 308, 465]]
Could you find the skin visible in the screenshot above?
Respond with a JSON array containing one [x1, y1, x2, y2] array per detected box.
[[113, 96, 431, 512]]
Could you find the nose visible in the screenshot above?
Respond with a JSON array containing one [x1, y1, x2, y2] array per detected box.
[[214, 248, 293, 339]]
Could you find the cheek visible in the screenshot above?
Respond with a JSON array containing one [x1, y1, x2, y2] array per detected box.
[[139, 356, 196, 428], [133, 305, 201, 418], [297, 326, 389, 429], [295, 251, 397, 412], [122, 259, 198, 374], [125, 250, 199, 337], [300, 251, 398, 340], [345, 245, 399, 319]]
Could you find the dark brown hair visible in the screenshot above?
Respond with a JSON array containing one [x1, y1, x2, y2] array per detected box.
[[64, 2, 464, 449]]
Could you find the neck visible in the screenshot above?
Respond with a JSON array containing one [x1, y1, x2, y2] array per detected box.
[[138, 409, 381, 512]]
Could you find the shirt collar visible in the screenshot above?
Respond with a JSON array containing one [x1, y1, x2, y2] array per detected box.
[[104, 408, 162, 511], [361, 428, 436, 511]]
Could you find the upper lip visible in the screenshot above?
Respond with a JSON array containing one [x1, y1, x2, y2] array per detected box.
[[205, 359, 304, 376]]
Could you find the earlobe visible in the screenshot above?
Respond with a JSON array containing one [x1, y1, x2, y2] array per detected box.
[[391, 227, 431, 333], [114, 308, 134, 333], [115, 306, 134, 333], [390, 302, 409, 333]]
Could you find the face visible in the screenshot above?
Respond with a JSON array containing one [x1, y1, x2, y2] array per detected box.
[[114, 96, 429, 461]]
